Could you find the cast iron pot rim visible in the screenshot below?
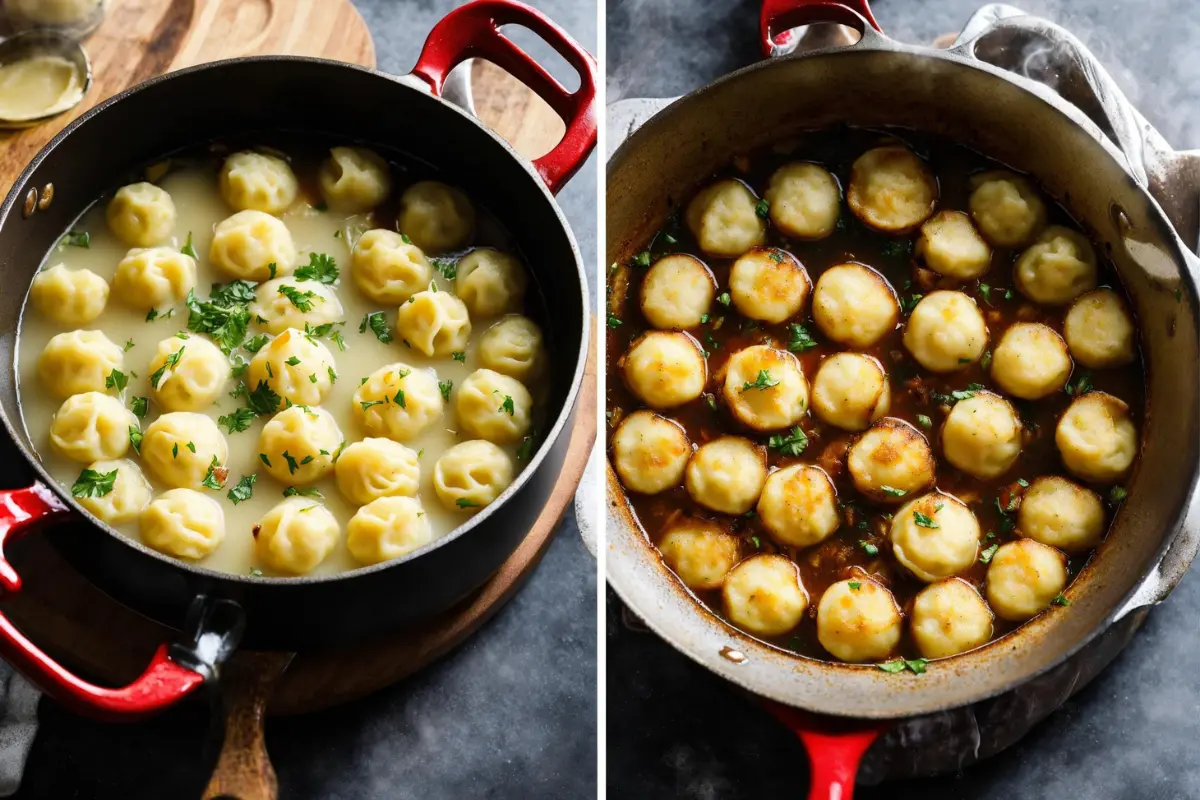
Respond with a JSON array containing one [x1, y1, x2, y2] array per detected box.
[[0, 55, 591, 587]]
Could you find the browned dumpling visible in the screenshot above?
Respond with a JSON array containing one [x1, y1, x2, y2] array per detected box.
[[620, 331, 707, 409], [847, 417, 936, 503], [847, 145, 937, 233], [811, 263, 899, 348]]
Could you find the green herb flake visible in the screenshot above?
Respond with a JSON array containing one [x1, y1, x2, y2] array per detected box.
[[282, 450, 299, 474], [218, 407, 256, 434], [786, 324, 818, 352], [283, 486, 322, 498], [916, 414, 933, 429], [185, 287, 251, 354], [243, 334, 270, 353], [439, 380, 453, 403], [499, 395, 515, 416], [181, 231, 198, 260], [860, 541, 879, 557], [360, 311, 393, 344], [232, 380, 281, 416], [71, 467, 117, 498], [259, 453, 271, 468], [105, 369, 128, 395], [755, 198, 770, 219], [981, 349, 993, 371], [913, 510, 939, 528], [400, 233, 412, 245], [452, 351, 466, 363], [1066, 371, 1094, 397], [978, 283, 993, 305], [62, 230, 90, 248], [631, 251, 651, 268], [740, 369, 779, 392], [606, 314, 622, 329], [130, 396, 149, 418], [293, 252, 339, 284], [979, 543, 999, 564], [878, 658, 929, 675], [900, 293, 925, 314], [768, 250, 784, 263], [716, 292, 731, 307], [456, 498, 481, 509], [1052, 593, 1071, 607], [277, 284, 321, 312], [128, 427, 142, 454], [880, 486, 907, 498], [172, 443, 179, 458], [185, 441, 196, 453], [767, 426, 808, 457], [1109, 485, 1129, 505], [201, 457, 224, 489], [227, 474, 257, 505], [360, 399, 387, 412], [848, 580, 862, 590], [394, 390, 406, 409], [248, 567, 264, 577], [123, 339, 135, 352]]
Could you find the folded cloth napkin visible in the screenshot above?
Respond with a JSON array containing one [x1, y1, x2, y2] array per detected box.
[[0, 662, 39, 797]]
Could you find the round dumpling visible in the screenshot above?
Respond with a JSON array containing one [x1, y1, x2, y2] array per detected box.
[[257, 405, 342, 485], [757, 464, 839, 548], [395, 289, 472, 358], [847, 417, 936, 503], [112, 247, 196, 310], [433, 439, 514, 511], [335, 438, 420, 506], [478, 315, 545, 384], [73, 458, 151, 524], [1018, 475, 1105, 553], [1055, 391, 1138, 483], [811, 263, 899, 348], [1014, 225, 1098, 305], [903, 291, 988, 372], [106, 182, 176, 247], [139, 489, 225, 560], [610, 410, 690, 495], [141, 412, 228, 489], [685, 436, 767, 515], [721, 345, 809, 431], [763, 162, 841, 240], [218, 151, 298, 214], [986, 539, 1068, 621], [318, 146, 392, 213], [246, 328, 337, 409], [350, 229, 432, 304], [455, 368, 533, 444], [347, 496, 433, 566], [910, 579, 993, 659], [38, 330, 123, 398], [817, 578, 903, 663], [456, 248, 528, 318], [941, 391, 1022, 479], [722, 555, 808, 637], [990, 322, 1072, 399], [657, 520, 741, 590], [847, 145, 937, 233], [891, 492, 981, 582], [969, 171, 1047, 248], [250, 277, 344, 335], [811, 353, 890, 431], [148, 335, 232, 412], [210, 210, 298, 281], [30, 264, 109, 325], [1063, 289, 1136, 368], [254, 497, 339, 575], [620, 331, 706, 409], [639, 254, 715, 329], [916, 210, 992, 280], [728, 248, 810, 324], [353, 364, 444, 441], [397, 180, 475, 253], [49, 392, 136, 463], [685, 179, 767, 257]]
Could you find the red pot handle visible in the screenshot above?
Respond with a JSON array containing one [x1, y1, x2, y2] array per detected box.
[[0, 483, 206, 721], [763, 700, 885, 800], [760, 0, 883, 56], [410, 0, 597, 195]]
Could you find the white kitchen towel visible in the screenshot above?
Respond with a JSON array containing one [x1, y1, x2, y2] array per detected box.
[[0, 662, 40, 797]]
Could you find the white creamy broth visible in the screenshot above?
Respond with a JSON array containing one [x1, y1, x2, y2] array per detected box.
[[16, 153, 546, 578]]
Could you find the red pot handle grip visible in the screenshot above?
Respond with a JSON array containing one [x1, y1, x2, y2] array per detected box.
[[410, 0, 598, 195], [764, 700, 885, 799], [760, 0, 883, 56], [0, 484, 205, 721]]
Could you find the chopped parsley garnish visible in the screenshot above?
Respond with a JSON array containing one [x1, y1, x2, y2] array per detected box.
[[231, 380, 281, 416], [913, 510, 939, 528], [1052, 593, 1071, 607], [243, 334, 270, 353], [878, 658, 929, 675], [218, 407, 257, 434], [172, 443, 179, 458], [916, 414, 932, 429], [1017, 478, 1030, 487], [105, 369, 128, 394], [499, 395, 515, 416], [227, 474, 256, 505], [293, 252, 339, 284], [394, 390, 406, 409], [1109, 485, 1128, 505], [249, 567, 264, 577], [278, 284, 321, 312], [456, 498, 481, 508], [452, 351, 466, 363], [283, 486, 322, 498], [145, 307, 175, 322], [932, 385, 982, 405], [716, 292, 731, 306], [606, 314, 622, 329], [439, 380, 453, 403], [123, 339, 135, 352], [981, 349, 993, 371], [185, 441, 197, 453], [282, 450, 299, 475], [360, 399, 387, 412], [979, 543, 999, 564], [740, 369, 779, 392], [880, 485, 907, 498], [71, 467, 117, 498], [181, 231, 198, 260], [62, 230, 90, 248], [786, 324, 818, 352], [360, 311, 393, 343], [700, 313, 710, 324], [880, 239, 912, 260], [768, 250, 784, 263], [231, 354, 249, 377], [1005, 288, 1014, 300], [304, 321, 347, 351], [185, 287, 251, 353], [1066, 371, 1093, 397], [860, 541, 879, 557], [285, 356, 301, 366], [516, 428, 537, 462], [755, 198, 770, 219], [767, 426, 808, 457], [201, 457, 225, 489], [978, 283, 993, 305], [130, 396, 148, 418], [259, 453, 271, 468], [400, 233, 412, 244], [631, 250, 651, 268], [150, 346, 186, 388], [268, 263, 277, 280], [704, 393, 717, 412], [848, 580, 862, 590], [128, 427, 142, 454], [900, 293, 924, 314], [431, 258, 458, 281]]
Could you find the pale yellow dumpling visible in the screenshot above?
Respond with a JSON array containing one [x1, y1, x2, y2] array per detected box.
[[219, 151, 298, 214], [763, 162, 841, 239], [350, 229, 432, 304], [209, 210, 297, 281], [254, 498, 340, 575], [721, 345, 808, 431], [395, 289, 472, 358], [30, 265, 109, 325], [257, 405, 342, 485], [639, 254, 715, 329], [455, 369, 533, 444], [74, 458, 151, 525], [847, 417, 936, 503], [990, 322, 1072, 400], [941, 391, 1022, 479], [432, 440, 514, 512], [728, 248, 811, 324], [910, 579, 993, 659], [478, 315, 545, 384], [8, 0, 102, 25], [456, 248, 528, 318], [353, 364, 444, 441], [148, 335, 231, 412], [1018, 475, 1105, 553], [916, 210, 992, 280], [38, 330, 123, 398], [685, 436, 767, 515], [685, 179, 767, 257], [847, 145, 937, 233], [890, 492, 980, 582], [903, 291, 988, 373], [620, 331, 707, 409], [112, 248, 196, 311], [1055, 392, 1138, 483], [1063, 289, 1136, 368], [657, 520, 741, 590], [106, 182, 176, 247], [139, 489, 225, 560], [141, 412, 228, 490], [1014, 225, 1098, 306], [318, 146, 392, 213], [610, 410, 690, 496], [722, 555, 808, 637], [347, 496, 433, 566], [986, 539, 1068, 621], [816, 578, 903, 663], [250, 277, 344, 335], [811, 353, 890, 431], [968, 171, 1047, 247], [757, 464, 840, 548], [49, 392, 136, 463], [397, 180, 475, 253], [246, 328, 337, 410], [811, 263, 899, 348], [335, 438, 420, 506]]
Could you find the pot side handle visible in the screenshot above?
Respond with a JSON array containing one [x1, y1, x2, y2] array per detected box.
[[763, 700, 884, 800], [759, 0, 882, 57], [409, 0, 597, 196]]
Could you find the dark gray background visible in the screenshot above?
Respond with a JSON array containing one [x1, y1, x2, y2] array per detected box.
[[606, 1, 1200, 798], [9, 1, 598, 798]]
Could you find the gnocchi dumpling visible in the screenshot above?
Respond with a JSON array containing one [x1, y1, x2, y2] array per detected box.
[[728, 248, 811, 324], [811, 353, 890, 431], [139, 489, 225, 560], [106, 182, 176, 247], [350, 229, 432, 304], [141, 412, 228, 489], [148, 335, 232, 412], [986, 539, 1068, 621], [940, 391, 1022, 479], [335, 438, 420, 506], [455, 368, 533, 444], [721, 345, 809, 431], [685, 179, 767, 257], [812, 263, 899, 348], [610, 410, 690, 495], [254, 498, 340, 575], [456, 248, 528, 318], [969, 171, 1047, 248], [890, 492, 980, 582], [397, 180, 476, 253], [219, 151, 298, 214], [990, 322, 1072, 400], [910, 579, 993, 659], [257, 405, 342, 485], [639, 254, 715, 329], [847, 418, 935, 503], [38, 330, 123, 398], [657, 520, 741, 590], [722, 555, 808, 637], [1063, 289, 1136, 368], [246, 329, 337, 409], [763, 162, 841, 240], [353, 364, 444, 441], [916, 210, 992, 280], [1014, 225, 1098, 306], [30, 265, 109, 325], [816, 578, 903, 663], [209, 210, 298, 281], [620, 331, 707, 409], [112, 248, 196, 310], [478, 315, 546, 384], [347, 496, 433, 566], [49, 392, 136, 463], [903, 291, 988, 372], [1018, 475, 1105, 553], [318, 146, 392, 213], [74, 458, 151, 524], [685, 436, 767, 515], [432, 440, 514, 512], [847, 145, 937, 233], [1055, 391, 1138, 483], [250, 277, 344, 335], [757, 464, 839, 548], [395, 289, 472, 358]]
